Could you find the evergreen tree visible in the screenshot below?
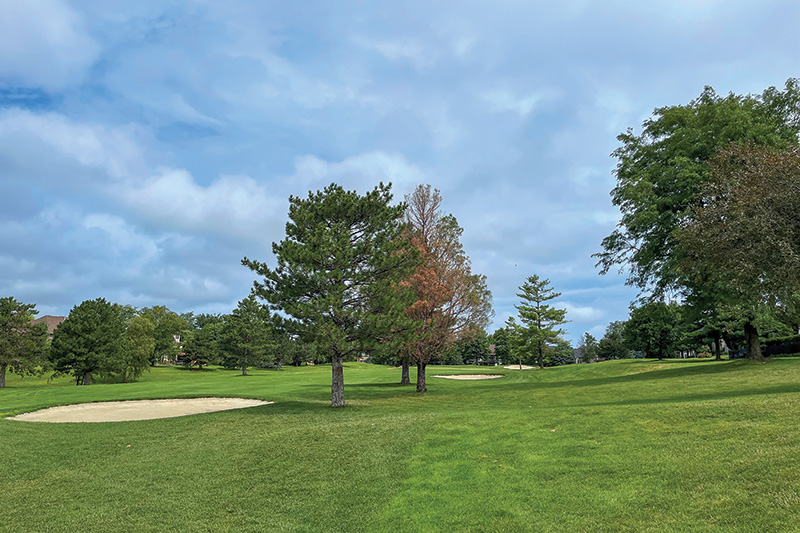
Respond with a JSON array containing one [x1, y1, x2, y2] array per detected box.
[[506, 275, 568, 369], [244, 183, 418, 407], [221, 295, 274, 375], [50, 298, 126, 385], [0, 297, 48, 388]]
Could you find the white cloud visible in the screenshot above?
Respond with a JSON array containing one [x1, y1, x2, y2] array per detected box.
[[484, 89, 558, 117], [559, 301, 604, 322], [122, 169, 284, 245], [0, 0, 99, 88], [289, 151, 427, 195]]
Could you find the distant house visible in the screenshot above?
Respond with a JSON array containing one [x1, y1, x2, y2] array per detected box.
[[31, 315, 66, 337]]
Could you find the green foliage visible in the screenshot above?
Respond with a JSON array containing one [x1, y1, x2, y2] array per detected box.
[[597, 321, 630, 360], [49, 298, 127, 385], [506, 274, 569, 369], [0, 296, 48, 388], [596, 79, 800, 295], [578, 332, 598, 363], [120, 315, 155, 382], [139, 306, 189, 365], [449, 333, 491, 365], [623, 301, 682, 359], [221, 295, 275, 374], [183, 314, 227, 370], [489, 327, 511, 364], [244, 182, 418, 406]]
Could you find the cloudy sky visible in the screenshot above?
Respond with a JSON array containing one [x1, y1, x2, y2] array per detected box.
[[1, 1, 798, 342]]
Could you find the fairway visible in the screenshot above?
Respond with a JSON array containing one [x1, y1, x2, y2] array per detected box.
[[3, 359, 800, 532]]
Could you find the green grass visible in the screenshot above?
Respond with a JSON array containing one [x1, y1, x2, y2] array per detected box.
[[3, 359, 800, 532]]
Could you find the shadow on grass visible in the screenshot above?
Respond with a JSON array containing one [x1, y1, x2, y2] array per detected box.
[[571, 382, 800, 408]]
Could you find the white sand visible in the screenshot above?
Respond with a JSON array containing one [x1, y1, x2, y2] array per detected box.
[[9, 397, 272, 423], [504, 365, 535, 370], [431, 374, 504, 380]]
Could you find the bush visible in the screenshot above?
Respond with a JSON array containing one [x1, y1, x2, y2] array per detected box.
[[763, 334, 800, 356]]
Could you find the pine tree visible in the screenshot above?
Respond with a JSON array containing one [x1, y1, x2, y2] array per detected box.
[[506, 275, 568, 369]]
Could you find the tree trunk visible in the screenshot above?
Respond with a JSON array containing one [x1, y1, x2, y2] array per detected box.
[[242, 366, 248, 376], [713, 332, 722, 361], [83, 372, 92, 386], [519, 356, 523, 370], [537, 345, 544, 369], [416, 363, 427, 393], [331, 353, 346, 407], [744, 320, 764, 361], [0, 364, 6, 388], [401, 360, 410, 384]]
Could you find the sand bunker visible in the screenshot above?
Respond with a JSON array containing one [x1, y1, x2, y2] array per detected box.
[[504, 365, 535, 370], [9, 397, 272, 423], [432, 374, 504, 380]]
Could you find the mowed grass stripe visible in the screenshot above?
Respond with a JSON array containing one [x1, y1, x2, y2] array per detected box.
[[2, 360, 800, 531]]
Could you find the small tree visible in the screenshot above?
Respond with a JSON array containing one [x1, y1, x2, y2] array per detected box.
[[506, 275, 568, 369], [139, 306, 188, 365], [183, 314, 224, 370], [489, 327, 511, 365], [578, 332, 599, 363], [120, 315, 155, 382], [221, 295, 274, 375], [623, 301, 681, 360], [0, 297, 48, 388], [597, 321, 630, 360], [244, 183, 418, 407], [50, 298, 126, 385]]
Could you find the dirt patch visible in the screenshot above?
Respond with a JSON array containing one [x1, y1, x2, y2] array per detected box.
[[431, 374, 504, 380], [504, 365, 535, 370], [9, 397, 272, 423]]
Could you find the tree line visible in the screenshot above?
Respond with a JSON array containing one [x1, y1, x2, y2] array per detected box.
[[0, 295, 319, 388]]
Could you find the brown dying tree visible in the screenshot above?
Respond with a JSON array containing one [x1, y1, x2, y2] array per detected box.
[[401, 185, 493, 392]]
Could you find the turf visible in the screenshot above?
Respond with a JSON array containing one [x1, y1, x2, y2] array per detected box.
[[2, 359, 800, 532]]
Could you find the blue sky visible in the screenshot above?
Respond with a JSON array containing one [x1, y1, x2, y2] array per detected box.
[[1, 0, 798, 342]]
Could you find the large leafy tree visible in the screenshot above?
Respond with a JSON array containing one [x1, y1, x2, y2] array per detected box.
[[221, 295, 275, 375], [401, 185, 493, 392], [50, 298, 126, 385], [489, 327, 511, 365], [139, 306, 189, 365], [0, 297, 48, 388], [183, 314, 225, 370], [597, 321, 630, 360], [120, 315, 155, 382], [244, 182, 418, 407], [678, 144, 800, 360], [506, 275, 568, 369], [622, 301, 682, 360], [596, 80, 800, 295]]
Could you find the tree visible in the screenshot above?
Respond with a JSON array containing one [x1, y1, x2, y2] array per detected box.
[[221, 295, 274, 375], [139, 306, 188, 365], [50, 298, 126, 385], [183, 314, 224, 370], [244, 182, 418, 407], [597, 321, 630, 360], [489, 327, 511, 365], [120, 315, 155, 382], [578, 332, 598, 363], [401, 185, 493, 392], [623, 301, 681, 360], [506, 275, 568, 369], [596, 80, 800, 296], [678, 144, 800, 360], [0, 297, 48, 388]]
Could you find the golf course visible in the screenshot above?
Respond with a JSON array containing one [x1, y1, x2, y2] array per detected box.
[[3, 358, 800, 532]]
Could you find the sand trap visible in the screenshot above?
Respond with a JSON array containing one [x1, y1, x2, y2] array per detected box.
[[504, 365, 535, 370], [432, 374, 504, 380], [9, 397, 272, 423]]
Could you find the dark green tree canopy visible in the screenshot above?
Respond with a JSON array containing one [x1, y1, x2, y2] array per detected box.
[[596, 79, 800, 295], [50, 298, 126, 385], [0, 296, 48, 388], [623, 301, 682, 360], [221, 295, 275, 375], [506, 275, 568, 369], [244, 182, 418, 407]]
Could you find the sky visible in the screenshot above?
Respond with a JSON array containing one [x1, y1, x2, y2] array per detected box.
[[1, 0, 799, 343]]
